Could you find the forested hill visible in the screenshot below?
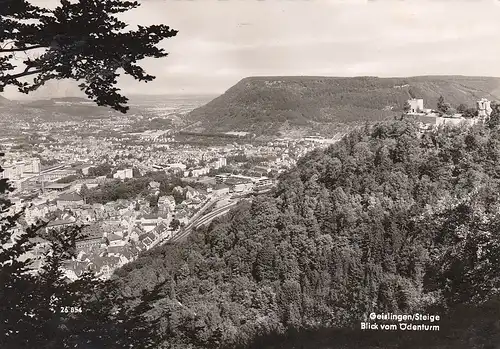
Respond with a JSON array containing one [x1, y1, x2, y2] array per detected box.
[[185, 75, 500, 136], [0, 95, 11, 104], [96, 119, 500, 349]]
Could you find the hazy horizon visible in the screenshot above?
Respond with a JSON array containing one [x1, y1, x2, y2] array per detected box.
[[2, 0, 500, 100], [4, 74, 500, 102]]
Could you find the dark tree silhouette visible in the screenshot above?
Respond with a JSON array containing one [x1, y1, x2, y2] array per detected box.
[[169, 218, 181, 231], [0, 1, 178, 347], [403, 100, 411, 113], [437, 95, 450, 114], [462, 107, 477, 118], [456, 103, 468, 114], [487, 101, 500, 128], [0, 0, 178, 113]]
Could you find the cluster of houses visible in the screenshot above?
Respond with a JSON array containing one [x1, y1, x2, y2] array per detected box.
[[0, 158, 41, 179], [214, 173, 275, 194], [113, 168, 133, 180], [153, 157, 227, 178], [21, 180, 212, 280]]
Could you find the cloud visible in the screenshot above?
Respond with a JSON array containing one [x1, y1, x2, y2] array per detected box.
[[4, 0, 500, 98]]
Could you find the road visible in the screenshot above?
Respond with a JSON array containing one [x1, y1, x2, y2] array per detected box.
[[187, 196, 219, 224], [192, 201, 237, 229], [170, 199, 238, 243]]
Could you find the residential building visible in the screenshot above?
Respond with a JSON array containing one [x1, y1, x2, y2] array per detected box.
[[104, 232, 126, 247], [113, 168, 133, 180], [138, 231, 159, 250], [185, 186, 199, 200], [215, 173, 231, 184], [253, 177, 275, 193], [149, 181, 160, 190], [45, 219, 77, 234], [158, 195, 176, 212], [75, 237, 103, 250], [190, 167, 210, 177], [57, 192, 84, 208], [165, 163, 186, 171], [44, 182, 73, 192]]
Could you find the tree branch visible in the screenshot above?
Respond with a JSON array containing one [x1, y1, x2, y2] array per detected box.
[[0, 45, 46, 53], [0, 41, 15, 50], [2, 68, 44, 81]]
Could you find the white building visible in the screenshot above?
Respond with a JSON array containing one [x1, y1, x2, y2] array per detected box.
[[477, 98, 493, 119], [407, 97, 487, 129], [190, 167, 210, 177], [211, 158, 227, 170], [1, 158, 40, 179], [165, 163, 187, 171], [32, 159, 41, 173], [408, 98, 424, 114], [113, 168, 133, 180]]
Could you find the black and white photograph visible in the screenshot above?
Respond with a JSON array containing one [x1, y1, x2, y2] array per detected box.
[[1, 0, 500, 348]]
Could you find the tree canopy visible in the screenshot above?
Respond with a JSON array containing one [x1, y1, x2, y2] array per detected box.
[[107, 119, 500, 348], [0, 1, 178, 347], [0, 0, 177, 112]]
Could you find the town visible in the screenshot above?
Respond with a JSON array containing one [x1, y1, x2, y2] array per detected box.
[[0, 100, 344, 280], [1, 95, 492, 280]]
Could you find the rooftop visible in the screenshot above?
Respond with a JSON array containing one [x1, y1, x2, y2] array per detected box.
[[45, 183, 72, 189], [106, 233, 122, 241], [57, 193, 84, 202], [140, 213, 159, 220], [139, 231, 157, 242], [47, 219, 76, 227], [80, 224, 104, 239]]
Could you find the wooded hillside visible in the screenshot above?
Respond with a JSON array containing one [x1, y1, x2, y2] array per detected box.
[[99, 119, 500, 349], [186, 76, 500, 136]]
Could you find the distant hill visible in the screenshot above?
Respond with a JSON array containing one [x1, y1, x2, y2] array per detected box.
[[185, 75, 500, 136], [24, 96, 95, 107], [51, 96, 90, 103], [0, 95, 12, 105], [19, 97, 121, 121], [23, 99, 57, 108], [1, 94, 208, 123]]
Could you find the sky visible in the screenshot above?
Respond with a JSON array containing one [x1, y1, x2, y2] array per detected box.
[[3, 0, 500, 99]]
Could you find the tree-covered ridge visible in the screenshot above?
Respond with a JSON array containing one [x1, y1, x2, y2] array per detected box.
[[185, 76, 500, 136], [108, 120, 500, 348]]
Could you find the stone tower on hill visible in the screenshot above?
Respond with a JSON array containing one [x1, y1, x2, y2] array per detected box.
[[477, 98, 492, 120]]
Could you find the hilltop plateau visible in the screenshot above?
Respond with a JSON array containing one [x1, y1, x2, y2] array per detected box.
[[185, 75, 500, 136]]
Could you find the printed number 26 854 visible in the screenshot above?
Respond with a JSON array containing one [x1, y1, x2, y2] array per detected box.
[[60, 306, 82, 313]]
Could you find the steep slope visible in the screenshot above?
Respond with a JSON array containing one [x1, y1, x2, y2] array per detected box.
[[0, 94, 12, 105], [104, 119, 500, 349], [186, 75, 500, 136]]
